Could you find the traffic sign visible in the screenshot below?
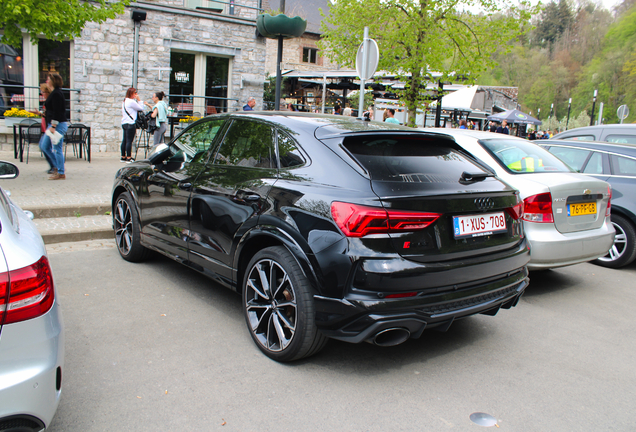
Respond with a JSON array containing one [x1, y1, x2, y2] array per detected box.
[[355, 38, 379, 81], [617, 104, 629, 123]]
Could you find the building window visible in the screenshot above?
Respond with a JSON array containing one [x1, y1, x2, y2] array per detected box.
[[184, 0, 227, 14], [302, 48, 318, 64], [38, 40, 70, 87]]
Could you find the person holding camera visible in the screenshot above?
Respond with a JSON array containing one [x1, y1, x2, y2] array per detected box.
[[145, 91, 168, 145], [121, 87, 145, 163]]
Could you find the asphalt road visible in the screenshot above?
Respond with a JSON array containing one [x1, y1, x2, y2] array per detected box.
[[47, 246, 636, 431]]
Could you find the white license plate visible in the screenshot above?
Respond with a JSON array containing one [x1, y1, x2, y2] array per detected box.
[[453, 212, 507, 239]]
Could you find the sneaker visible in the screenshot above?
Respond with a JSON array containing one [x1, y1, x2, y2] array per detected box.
[[126, 158, 135, 163], [120, 157, 127, 163], [49, 173, 66, 180], [47, 168, 58, 175]]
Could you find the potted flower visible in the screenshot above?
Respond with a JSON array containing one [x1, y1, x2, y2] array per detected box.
[[256, 11, 307, 39], [3, 108, 39, 127]]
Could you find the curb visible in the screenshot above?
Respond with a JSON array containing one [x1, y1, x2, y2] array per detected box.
[[26, 204, 111, 219]]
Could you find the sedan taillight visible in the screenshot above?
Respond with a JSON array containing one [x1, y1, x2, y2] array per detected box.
[[0, 256, 55, 326], [523, 193, 554, 223], [331, 202, 441, 237]]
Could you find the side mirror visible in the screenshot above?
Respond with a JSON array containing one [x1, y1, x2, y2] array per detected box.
[[148, 143, 171, 165], [0, 161, 19, 179]]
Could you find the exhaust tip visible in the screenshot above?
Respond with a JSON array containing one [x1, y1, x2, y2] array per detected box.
[[372, 328, 411, 347]]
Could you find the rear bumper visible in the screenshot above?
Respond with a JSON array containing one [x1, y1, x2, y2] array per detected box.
[[0, 302, 64, 430], [314, 242, 529, 344], [525, 218, 615, 269]]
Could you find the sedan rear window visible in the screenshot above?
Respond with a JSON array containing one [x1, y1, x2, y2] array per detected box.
[[343, 135, 490, 182], [480, 139, 574, 174]]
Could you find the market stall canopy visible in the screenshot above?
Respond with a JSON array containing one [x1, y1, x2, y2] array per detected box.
[[429, 85, 479, 110], [488, 109, 542, 125]]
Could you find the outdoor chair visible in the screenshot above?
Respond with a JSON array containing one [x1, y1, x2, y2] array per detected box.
[[64, 123, 90, 160], [22, 122, 43, 164]]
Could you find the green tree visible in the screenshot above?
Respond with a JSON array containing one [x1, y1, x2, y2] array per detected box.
[[571, 4, 636, 123], [1, 0, 129, 48], [319, 0, 536, 127]]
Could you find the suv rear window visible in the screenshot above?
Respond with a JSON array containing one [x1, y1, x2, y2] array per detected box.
[[343, 135, 490, 182]]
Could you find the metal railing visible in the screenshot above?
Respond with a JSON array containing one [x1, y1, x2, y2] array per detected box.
[[166, 94, 240, 116], [0, 84, 81, 122]]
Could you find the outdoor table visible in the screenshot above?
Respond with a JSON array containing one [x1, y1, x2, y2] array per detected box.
[[168, 115, 190, 140], [10, 94, 47, 103]]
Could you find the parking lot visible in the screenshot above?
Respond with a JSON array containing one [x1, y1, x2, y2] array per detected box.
[[47, 245, 636, 431]]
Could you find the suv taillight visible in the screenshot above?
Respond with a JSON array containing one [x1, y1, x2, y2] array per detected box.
[[523, 193, 554, 223], [0, 256, 55, 326], [606, 185, 612, 217], [331, 202, 441, 237]]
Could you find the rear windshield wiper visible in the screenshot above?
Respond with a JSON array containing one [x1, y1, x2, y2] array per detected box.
[[460, 171, 494, 184]]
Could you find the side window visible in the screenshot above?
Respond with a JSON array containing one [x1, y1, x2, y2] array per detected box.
[[277, 131, 306, 168], [548, 147, 591, 172], [611, 155, 636, 176], [214, 119, 275, 168], [582, 152, 604, 174], [606, 134, 636, 145], [173, 119, 225, 161]]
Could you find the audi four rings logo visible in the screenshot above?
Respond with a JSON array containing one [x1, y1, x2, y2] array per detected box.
[[475, 197, 495, 210]]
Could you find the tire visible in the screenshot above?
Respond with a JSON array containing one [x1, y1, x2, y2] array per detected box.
[[594, 214, 636, 269], [113, 192, 149, 262], [243, 246, 328, 362]]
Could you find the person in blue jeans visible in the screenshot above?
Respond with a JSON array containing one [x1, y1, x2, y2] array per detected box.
[[39, 73, 69, 180]]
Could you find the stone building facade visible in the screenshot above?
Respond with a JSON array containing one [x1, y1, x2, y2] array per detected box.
[[1, 0, 267, 153]]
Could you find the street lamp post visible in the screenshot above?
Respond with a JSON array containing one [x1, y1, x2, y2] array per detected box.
[[549, 103, 554, 119], [566, 98, 572, 130], [590, 89, 598, 126], [537, 108, 541, 120]]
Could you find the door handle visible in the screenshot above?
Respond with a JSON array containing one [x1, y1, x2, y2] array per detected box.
[[179, 182, 192, 190], [243, 194, 261, 202]]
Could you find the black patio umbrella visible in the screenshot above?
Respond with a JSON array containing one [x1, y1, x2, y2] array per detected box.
[[487, 109, 542, 125]]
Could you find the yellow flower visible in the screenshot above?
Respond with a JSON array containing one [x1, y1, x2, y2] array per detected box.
[[179, 116, 201, 123], [3, 108, 38, 118]]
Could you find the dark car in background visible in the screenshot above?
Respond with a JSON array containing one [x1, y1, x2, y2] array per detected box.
[[542, 139, 636, 268], [112, 113, 530, 361], [552, 124, 636, 145]]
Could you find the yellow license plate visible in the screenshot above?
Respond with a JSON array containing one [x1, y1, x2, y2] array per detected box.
[[568, 202, 596, 216]]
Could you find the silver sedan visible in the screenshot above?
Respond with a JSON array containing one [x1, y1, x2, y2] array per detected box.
[[0, 161, 64, 430], [425, 129, 614, 270]]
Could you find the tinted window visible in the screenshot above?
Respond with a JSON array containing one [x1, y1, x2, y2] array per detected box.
[[173, 119, 225, 162], [343, 136, 488, 182], [606, 134, 636, 145], [480, 139, 573, 173], [566, 135, 596, 141], [214, 119, 275, 168], [277, 131, 305, 168], [547, 147, 592, 172], [611, 155, 636, 176], [582, 152, 604, 174]]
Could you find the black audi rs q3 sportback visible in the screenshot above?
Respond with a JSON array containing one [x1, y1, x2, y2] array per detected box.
[[112, 113, 530, 361]]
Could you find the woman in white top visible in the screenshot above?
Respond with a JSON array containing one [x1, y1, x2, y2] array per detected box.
[[121, 87, 145, 162], [144, 91, 169, 145]]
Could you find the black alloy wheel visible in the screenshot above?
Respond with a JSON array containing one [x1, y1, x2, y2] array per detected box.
[[243, 246, 327, 362], [594, 214, 636, 268], [113, 192, 149, 262]]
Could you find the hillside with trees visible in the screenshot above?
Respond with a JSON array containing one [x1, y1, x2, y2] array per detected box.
[[481, 0, 636, 126]]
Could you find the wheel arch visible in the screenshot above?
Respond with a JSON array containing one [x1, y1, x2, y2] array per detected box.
[[112, 181, 141, 216], [234, 227, 321, 297], [610, 205, 636, 228]]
